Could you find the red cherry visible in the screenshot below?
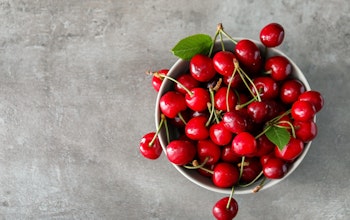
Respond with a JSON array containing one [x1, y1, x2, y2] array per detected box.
[[139, 132, 162, 160], [293, 120, 318, 142], [212, 162, 239, 188], [185, 87, 210, 112], [240, 157, 263, 183], [221, 145, 242, 163], [260, 23, 285, 47], [223, 73, 243, 89], [185, 116, 209, 140], [252, 76, 279, 100], [232, 132, 257, 156], [152, 69, 169, 92], [234, 39, 262, 74], [213, 51, 238, 77], [264, 56, 292, 81], [291, 100, 316, 122], [212, 197, 239, 220], [175, 73, 200, 94], [280, 79, 306, 104], [197, 139, 221, 165], [209, 122, 233, 146], [260, 152, 275, 165], [222, 110, 248, 134], [274, 137, 304, 162], [298, 90, 324, 112], [214, 87, 238, 112], [246, 101, 269, 123], [159, 91, 187, 118], [262, 157, 288, 179], [166, 140, 196, 165], [255, 135, 275, 157], [190, 54, 216, 82]]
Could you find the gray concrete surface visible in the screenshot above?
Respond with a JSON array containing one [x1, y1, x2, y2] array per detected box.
[[0, 0, 349, 219]]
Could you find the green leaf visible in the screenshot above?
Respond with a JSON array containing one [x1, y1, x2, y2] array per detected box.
[[171, 34, 213, 60], [265, 126, 291, 151]]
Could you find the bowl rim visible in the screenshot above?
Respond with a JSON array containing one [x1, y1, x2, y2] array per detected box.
[[155, 38, 315, 195]]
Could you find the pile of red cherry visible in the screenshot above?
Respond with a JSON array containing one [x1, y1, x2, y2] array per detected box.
[[139, 23, 323, 219]]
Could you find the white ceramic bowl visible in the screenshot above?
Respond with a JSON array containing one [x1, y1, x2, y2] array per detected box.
[[155, 38, 314, 194]]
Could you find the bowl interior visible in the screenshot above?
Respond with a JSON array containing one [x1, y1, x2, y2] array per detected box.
[[155, 38, 313, 194]]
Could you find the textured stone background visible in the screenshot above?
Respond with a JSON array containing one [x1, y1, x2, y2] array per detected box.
[[0, 0, 349, 219]]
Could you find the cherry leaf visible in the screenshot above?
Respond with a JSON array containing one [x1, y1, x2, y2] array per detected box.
[[265, 126, 291, 150], [171, 34, 213, 60]]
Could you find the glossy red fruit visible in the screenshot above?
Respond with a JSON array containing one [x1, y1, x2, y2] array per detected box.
[[274, 137, 304, 162], [185, 116, 209, 140], [264, 56, 292, 81], [260, 23, 285, 47], [166, 140, 196, 165], [159, 91, 187, 118], [293, 120, 317, 142], [232, 132, 257, 156], [222, 110, 248, 134], [175, 73, 200, 94], [212, 162, 239, 188], [185, 87, 210, 112], [298, 90, 324, 112], [240, 157, 263, 183], [280, 79, 306, 104], [262, 157, 288, 179], [214, 87, 238, 112], [152, 69, 169, 92], [190, 54, 216, 82], [139, 132, 162, 160], [210, 122, 233, 146], [252, 76, 279, 100], [213, 51, 238, 77], [223, 73, 243, 89], [291, 100, 316, 122], [247, 101, 269, 123], [255, 135, 275, 157], [197, 139, 221, 165], [235, 39, 262, 74], [212, 197, 239, 220], [221, 145, 242, 163]]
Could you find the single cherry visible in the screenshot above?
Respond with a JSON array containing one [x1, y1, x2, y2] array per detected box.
[[197, 139, 221, 165], [175, 73, 200, 94], [246, 101, 269, 123], [152, 69, 169, 92], [274, 137, 304, 162], [159, 91, 187, 118], [264, 56, 292, 81], [251, 76, 279, 100], [262, 157, 288, 179], [190, 54, 216, 82], [185, 87, 210, 112], [234, 39, 262, 74], [139, 132, 162, 160], [232, 132, 257, 156], [222, 110, 248, 134], [280, 79, 306, 104], [298, 90, 324, 112], [293, 120, 317, 142], [212, 162, 240, 188], [240, 157, 263, 183], [260, 23, 285, 47], [185, 116, 209, 140], [221, 145, 242, 163], [166, 140, 196, 165], [255, 135, 275, 157], [291, 100, 316, 122], [209, 122, 233, 146], [213, 51, 238, 77], [214, 87, 238, 112], [212, 197, 239, 220]]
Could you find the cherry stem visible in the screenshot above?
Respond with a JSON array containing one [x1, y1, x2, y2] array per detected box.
[[157, 73, 193, 96], [275, 120, 296, 138], [226, 186, 235, 210], [219, 31, 225, 51], [253, 176, 267, 193], [238, 156, 246, 181], [226, 67, 237, 112], [237, 67, 261, 102], [238, 171, 264, 188], [150, 114, 166, 146], [164, 115, 170, 144], [208, 23, 222, 57], [183, 157, 209, 169], [206, 88, 220, 126], [235, 96, 256, 110], [177, 112, 187, 125], [218, 28, 238, 45], [255, 125, 272, 139]]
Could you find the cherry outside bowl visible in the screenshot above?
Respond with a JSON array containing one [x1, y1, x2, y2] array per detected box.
[[155, 38, 314, 195]]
